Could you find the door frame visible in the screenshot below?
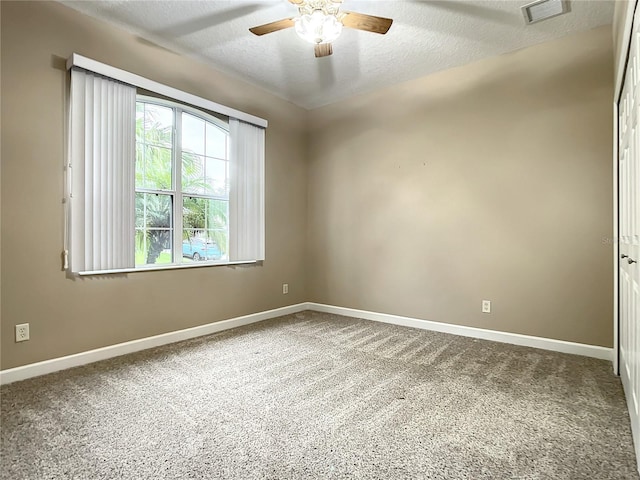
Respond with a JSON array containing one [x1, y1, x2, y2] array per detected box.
[[614, 0, 638, 376]]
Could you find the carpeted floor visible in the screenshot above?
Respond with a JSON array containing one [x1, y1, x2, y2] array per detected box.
[[1, 311, 637, 479]]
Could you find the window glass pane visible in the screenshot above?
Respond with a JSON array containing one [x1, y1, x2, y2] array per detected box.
[[136, 193, 173, 228], [135, 141, 145, 188], [181, 153, 205, 195], [205, 157, 228, 196], [135, 193, 173, 266], [182, 113, 205, 156], [206, 123, 227, 159], [182, 197, 228, 262], [144, 104, 173, 147], [136, 146, 172, 190], [136, 103, 145, 143]]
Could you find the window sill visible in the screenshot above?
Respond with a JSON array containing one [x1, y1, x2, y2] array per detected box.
[[77, 260, 258, 276]]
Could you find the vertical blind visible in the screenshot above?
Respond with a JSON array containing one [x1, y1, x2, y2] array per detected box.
[[68, 68, 136, 273], [229, 118, 266, 261]]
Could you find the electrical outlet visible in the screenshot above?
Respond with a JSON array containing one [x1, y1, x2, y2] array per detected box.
[[15, 323, 30, 342], [482, 300, 491, 314], [282, 283, 289, 294]]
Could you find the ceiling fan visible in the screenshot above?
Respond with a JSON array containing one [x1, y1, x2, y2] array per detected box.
[[249, 0, 393, 58]]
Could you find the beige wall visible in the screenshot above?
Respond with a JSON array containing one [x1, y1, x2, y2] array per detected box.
[[1, 1, 308, 369], [1, 2, 616, 370], [307, 26, 614, 347]]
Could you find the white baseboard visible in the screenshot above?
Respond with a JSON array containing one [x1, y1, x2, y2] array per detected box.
[[308, 303, 613, 361], [0, 303, 307, 385], [1, 301, 613, 385]]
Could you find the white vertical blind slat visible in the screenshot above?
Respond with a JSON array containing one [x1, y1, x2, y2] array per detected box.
[[106, 81, 114, 269], [68, 68, 136, 273], [85, 75, 94, 269], [125, 92, 135, 267]]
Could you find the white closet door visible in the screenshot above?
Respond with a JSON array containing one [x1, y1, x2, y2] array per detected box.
[[620, 10, 640, 466]]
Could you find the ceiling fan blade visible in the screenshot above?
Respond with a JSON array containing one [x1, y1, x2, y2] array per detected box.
[[314, 43, 333, 58], [340, 11, 393, 35], [249, 18, 295, 36]]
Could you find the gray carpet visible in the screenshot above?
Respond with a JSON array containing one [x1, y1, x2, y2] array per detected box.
[[1, 311, 637, 479]]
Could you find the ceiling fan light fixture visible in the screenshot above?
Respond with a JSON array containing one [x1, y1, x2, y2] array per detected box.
[[295, 9, 342, 44]]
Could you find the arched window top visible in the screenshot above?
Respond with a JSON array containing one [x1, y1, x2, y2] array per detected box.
[[137, 94, 229, 132]]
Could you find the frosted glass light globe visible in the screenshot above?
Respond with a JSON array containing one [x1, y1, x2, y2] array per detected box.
[[295, 10, 343, 45]]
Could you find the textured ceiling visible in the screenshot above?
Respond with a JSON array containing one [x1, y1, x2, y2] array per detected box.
[[61, 0, 614, 109]]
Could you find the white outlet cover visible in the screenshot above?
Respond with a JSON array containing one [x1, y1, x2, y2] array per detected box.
[[15, 323, 30, 342], [482, 301, 491, 313]]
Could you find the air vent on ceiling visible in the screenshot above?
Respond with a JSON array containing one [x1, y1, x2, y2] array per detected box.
[[521, 0, 570, 25]]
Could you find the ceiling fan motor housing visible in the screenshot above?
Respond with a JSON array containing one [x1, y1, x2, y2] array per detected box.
[[297, 0, 342, 17]]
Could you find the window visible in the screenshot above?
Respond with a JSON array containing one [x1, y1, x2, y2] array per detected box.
[[67, 59, 265, 274], [135, 98, 230, 267]]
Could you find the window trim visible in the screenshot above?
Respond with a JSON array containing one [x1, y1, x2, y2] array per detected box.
[[77, 260, 258, 277], [66, 53, 267, 128]]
